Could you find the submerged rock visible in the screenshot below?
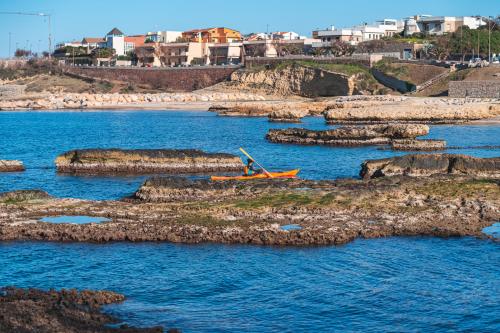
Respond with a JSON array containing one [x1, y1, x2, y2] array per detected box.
[[55, 149, 243, 174], [0, 160, 25, 172], [0, 287, 162, 332], [391, 139, 447, 151], [266, 124, 429, 146], [360, 154, 500, 179]]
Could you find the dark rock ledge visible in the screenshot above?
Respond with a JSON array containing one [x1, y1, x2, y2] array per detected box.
[[55, 149, 243, 174], [0, 287, 166, 332]]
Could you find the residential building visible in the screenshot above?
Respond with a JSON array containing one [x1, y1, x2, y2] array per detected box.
[[375, 19, 404, 37], [244, 33, 269, 41], [146, 31, 183, 43], [105, 27, 125, 55], [182, 27, 242, 43], [315, 26, 362, 45], [404, 15, 486, 36], [124, 35, 147, 54], [271, 31, 303, 40], [81, 37, 106, 50]]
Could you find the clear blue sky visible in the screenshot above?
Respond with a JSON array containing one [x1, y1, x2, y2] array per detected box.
[[0, 0, 497, 57]]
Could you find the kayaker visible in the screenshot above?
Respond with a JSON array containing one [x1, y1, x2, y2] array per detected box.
[[244, 158, 261, 176]]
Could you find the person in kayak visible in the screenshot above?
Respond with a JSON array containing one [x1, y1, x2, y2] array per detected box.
[[244, 158, 262, 176]]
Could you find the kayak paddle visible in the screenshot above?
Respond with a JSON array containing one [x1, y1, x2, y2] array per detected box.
[[239, 147, 274, 178]]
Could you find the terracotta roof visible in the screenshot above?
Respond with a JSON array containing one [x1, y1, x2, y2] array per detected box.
[[125, 35, 147, 47], [107, 27, 124, 36], [82, 37, 105, 44]]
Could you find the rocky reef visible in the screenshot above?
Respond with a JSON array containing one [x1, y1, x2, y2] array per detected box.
[[0, 287, 163, 332], [324, 97, 500, 124], [1, 171, 498, 245], [268, 109, 308, 122], [361, 154, 500, 179], [55, 149, 243, 174], [0, 160, 24, 172], [266, 124, 429, 146], [390, 139, 447, 151]]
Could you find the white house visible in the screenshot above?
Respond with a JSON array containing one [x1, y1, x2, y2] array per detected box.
[[146, 31, 183, 43], [105, 28, 125, 55], [404, 15, 487, 36], [271, 31, 304, 40]]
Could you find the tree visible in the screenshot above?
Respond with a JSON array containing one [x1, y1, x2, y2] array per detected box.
[[14, 49, 31, 58], [427, 36, 452, 60], [357, 40, 387, 54], [91, 47, 114, 59], [245, 43, 266, 57]]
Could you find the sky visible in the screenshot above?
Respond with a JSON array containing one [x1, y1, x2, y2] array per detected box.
[[0, 0, 497, 57]]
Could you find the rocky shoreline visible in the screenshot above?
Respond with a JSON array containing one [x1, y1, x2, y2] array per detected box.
[[1, 154, 498, 246], [0, 287, 164, 332], [55, 149, 243, 174]]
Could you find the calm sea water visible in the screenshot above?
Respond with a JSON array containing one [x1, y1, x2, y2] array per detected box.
[[1, 238, 498, 332], [0, 111, 499, 332], [0, 110, 499, 200]]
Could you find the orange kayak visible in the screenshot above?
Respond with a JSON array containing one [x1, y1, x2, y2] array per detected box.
[[211, 169, 300, 181]]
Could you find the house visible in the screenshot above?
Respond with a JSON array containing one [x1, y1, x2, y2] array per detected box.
[[105, 27, 125, 55], [376, 19, 404, 37], [244, 33, 269, 41], [315, 26, 363, 45], [81, 37, 106, 50], [182, 27, 242, 43], [146, 31, 183, 43], [404, 15, 486, 36], [271, 31, 303, 40], [124, 35, 147, 54]]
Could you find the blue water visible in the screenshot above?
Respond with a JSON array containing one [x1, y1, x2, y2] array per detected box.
[[39, 215, 110, 224], [0, 238, 498, 332], [0, 111, 499, 332], [0, 110, 498, 200]]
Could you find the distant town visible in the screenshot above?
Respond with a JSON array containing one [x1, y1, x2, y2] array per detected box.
[[31, 14, 497, 67]]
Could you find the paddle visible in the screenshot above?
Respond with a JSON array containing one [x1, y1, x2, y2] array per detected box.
[[239, 147, 274, 178]]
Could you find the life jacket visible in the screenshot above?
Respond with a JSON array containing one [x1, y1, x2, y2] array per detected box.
[[244, 166, 254, 176]]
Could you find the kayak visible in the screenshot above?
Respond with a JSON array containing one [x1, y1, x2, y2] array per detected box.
[[211, 169, 300, 181]]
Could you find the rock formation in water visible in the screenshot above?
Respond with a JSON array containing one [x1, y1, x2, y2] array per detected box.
[[266, 124, 429, 146], [390, 139, 447, 151], [324, 98, 500, 124], [0, 160, 24, 172], [268, 109, 309, 122], [0, 287, 163, 332], [1, 173, 498, 246], [360, 154, 500, 179], [55, 149, 243, 174]]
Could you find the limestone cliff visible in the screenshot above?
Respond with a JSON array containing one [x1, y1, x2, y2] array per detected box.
[[230, 63, 372, 97]]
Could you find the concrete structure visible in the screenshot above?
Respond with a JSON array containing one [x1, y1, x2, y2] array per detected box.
[[271, 31, 305, 40], [404, 15, 486, 36], [449, 81, 500, 98], [146, 31, 183, 43], [182, 27, 242, 43]]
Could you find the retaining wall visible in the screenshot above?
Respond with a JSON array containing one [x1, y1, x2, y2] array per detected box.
[[62, 65, 240, 91], [371, 69, 416, 93], [449, 81, 500, 98], [244, 56, 371, 68]]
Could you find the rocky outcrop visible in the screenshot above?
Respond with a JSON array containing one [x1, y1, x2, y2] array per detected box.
[[0, 160, 24, 172], [324, 97, 500, 124], [0, 190, 51, 203], [360, 154, 500, 179], [391, 139, 447, 151], [55, 149, 243, 174], [230, 63, 356, 97], [266, 124, 429, 146], [268, 109, 309, 122], [0, 287, 162, 333], [0, 175, 498, 245]]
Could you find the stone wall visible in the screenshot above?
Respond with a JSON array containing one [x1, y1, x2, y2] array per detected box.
[[449, 81, 500, 98], [62, 65, 241, 91]]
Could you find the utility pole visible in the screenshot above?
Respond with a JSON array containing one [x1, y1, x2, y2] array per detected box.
[[8, 32, 11, 58]]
